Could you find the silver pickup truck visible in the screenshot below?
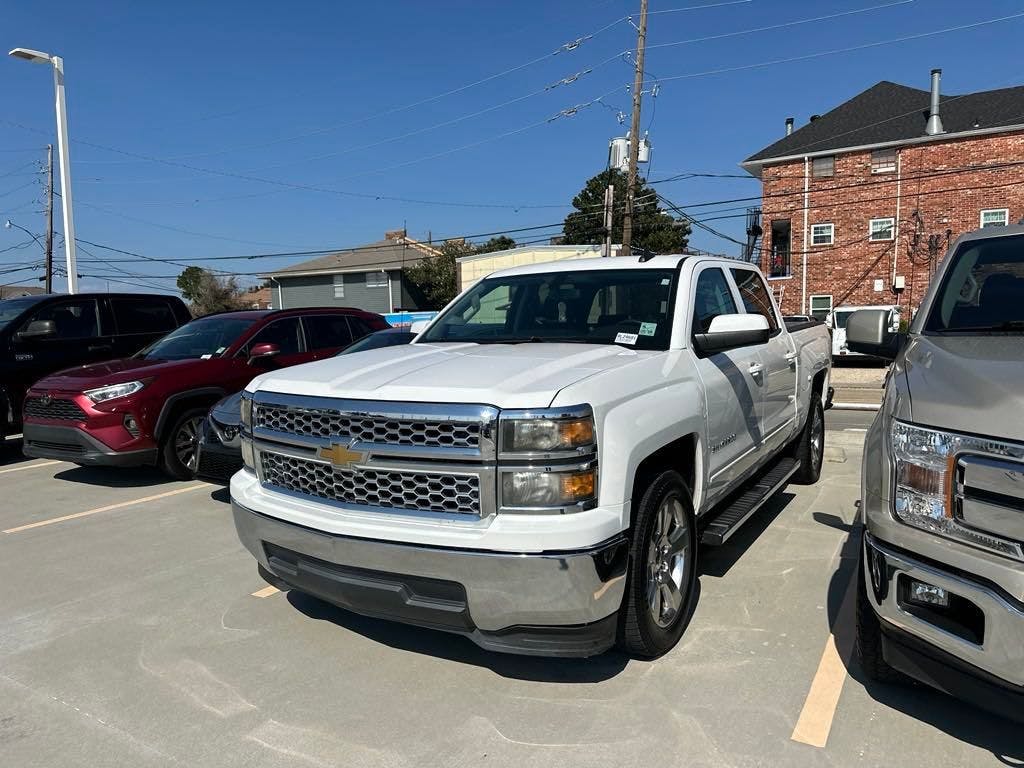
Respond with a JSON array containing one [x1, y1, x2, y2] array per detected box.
[[847, 225, 1023, 720]]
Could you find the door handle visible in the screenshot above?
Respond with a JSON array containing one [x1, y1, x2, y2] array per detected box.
[[748, 363, 765, 376]]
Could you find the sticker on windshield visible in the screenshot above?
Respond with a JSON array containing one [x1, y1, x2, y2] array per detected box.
[[660, 278, 670, 285], [615, 332, 639, 345], [639, 322, 657, 337], [215, 346, 226, 354], [200, 354, 213, 360]]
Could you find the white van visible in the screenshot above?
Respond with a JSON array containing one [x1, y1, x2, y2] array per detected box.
[[828, 304, 901, 358]]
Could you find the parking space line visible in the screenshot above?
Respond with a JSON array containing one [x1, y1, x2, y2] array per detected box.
[[2, 484, 209, 534], [790, 569, 858, 749], [0, 460, 62, 475], [251, 586, 280, 598]]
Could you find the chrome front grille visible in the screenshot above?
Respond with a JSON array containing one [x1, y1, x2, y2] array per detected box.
[[956, 455, 1024, 546], [261, 451, 481, 515], [24, 397, 86, 421], [256, 404, 481, 449]]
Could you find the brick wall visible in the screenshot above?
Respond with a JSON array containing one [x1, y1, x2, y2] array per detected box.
[[758, 131, 1024, 317]]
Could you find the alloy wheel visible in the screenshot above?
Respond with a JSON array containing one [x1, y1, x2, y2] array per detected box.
[[175, 416, 204, 472], [645, 495, 692, 628]]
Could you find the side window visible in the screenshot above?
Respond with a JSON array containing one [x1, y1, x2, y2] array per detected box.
[[111, 298, 178, 335], [303, 315, 354, 350], [346, 316, 374, 341], [692, 268, 738, 334], [247, 317, 302, 355], [22, 299, 101, 340], [730, 269, 780, 332]]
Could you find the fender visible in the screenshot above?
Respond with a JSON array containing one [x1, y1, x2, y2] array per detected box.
[[154, 387, 226, 440]]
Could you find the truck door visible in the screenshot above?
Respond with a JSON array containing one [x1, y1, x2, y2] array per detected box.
[[730, 268, 798, 454], [691, 266, 766, 503]]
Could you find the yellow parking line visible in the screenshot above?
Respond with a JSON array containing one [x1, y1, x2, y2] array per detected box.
[[251, 586, 280, 598], [0, 460, 61, 475], [790, 570, 858, 748], [2, 483, 209, 534]]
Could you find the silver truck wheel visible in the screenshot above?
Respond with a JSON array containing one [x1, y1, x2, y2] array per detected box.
[[646, 496, 692, 628]]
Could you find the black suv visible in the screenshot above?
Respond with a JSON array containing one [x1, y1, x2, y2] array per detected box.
[[0, 293, 190, 437]]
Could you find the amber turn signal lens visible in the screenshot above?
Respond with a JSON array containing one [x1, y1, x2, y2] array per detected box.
[[560, 419, 595, 448], [560, 470, 596, 500]]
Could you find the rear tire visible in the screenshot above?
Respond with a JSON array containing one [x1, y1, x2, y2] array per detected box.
[[790, 395, 825, 485], [855, 534, 904, 683], [618, 470, 697, 658], [160, 408, 207, 480]]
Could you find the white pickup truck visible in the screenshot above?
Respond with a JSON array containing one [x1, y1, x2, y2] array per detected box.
[[231, 255, 831, 657]]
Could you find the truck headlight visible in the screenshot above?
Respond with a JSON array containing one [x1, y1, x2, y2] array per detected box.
[[501, 468, 596, 509], [240, 436, 256, 473], [500, 407, 595, 455], [84, 380, 145, 404], [240, 395, 253, 430], [891, 421, 1019, 557]]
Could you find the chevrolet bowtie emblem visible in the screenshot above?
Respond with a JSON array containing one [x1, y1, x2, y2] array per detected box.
[[317, 442, 365, 469]]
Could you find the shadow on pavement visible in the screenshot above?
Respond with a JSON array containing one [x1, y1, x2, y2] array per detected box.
[[699, 492, 795, 578], [285, 589, 631, 683], [53, 466, 173, 488], [824, 524, 1023, 762], [209, 486, 231, 504], [0, 437, 31, 467]]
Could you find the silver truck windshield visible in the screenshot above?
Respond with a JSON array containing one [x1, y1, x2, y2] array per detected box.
[[925, 234, 1024, 334], [420, 268, 676, 350]]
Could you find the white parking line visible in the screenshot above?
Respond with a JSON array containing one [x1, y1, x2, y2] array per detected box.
[[0, 460, 62, 475], [3, 484, 209, 534]]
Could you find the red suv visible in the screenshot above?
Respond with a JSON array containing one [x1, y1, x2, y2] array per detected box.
[[22, 307, 387, 478]]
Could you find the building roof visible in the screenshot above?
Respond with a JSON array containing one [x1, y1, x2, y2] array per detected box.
[[261, 233, 439, 278], [0, 285, 44, 299], [743, 80, 1024, 170]]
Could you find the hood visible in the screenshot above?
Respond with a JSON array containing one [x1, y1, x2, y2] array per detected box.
[[249, 342, 655, 409], [35, 357, 206, 392], [896, 335, 1024, 442]]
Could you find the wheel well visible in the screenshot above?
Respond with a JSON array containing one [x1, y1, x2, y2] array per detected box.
[[630, 433, 698, 525], [155, 392, 223, 441], [812, 370, 827, 401]]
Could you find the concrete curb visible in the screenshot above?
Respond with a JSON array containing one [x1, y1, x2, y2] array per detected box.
[[831, 402, 880, 412]]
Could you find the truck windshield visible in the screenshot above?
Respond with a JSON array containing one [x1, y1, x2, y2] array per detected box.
[[925, 234, 1024, 334], [420, 269, 676, 350], [0, 295, 45, 332], [138, 316, 254, 361]]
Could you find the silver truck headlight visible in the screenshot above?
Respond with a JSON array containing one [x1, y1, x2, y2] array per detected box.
[[891, 421, 1019, 557], [501, 468, 596, 509], [500, 407, 595, 455]]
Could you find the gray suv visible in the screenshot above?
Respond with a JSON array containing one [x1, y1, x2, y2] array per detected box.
[[847, 225, 1023, 720]]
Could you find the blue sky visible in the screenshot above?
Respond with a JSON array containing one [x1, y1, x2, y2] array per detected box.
[[2, 0, 1024, 294]]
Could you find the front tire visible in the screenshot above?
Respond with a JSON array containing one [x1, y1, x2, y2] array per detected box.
[[790, 394, 825, 485], [160, 408, 207, 480], [618, 470, 697, 658]]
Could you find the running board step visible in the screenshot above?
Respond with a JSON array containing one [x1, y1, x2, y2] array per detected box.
[[701, 457, 801, 546]]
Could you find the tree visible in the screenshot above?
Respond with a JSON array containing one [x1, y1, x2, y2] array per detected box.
[[562, 169, 690, 254], [178, 267, 244, 316], [474, 235, 516, 254], [403, 240, 473, 309], [176, 266, 206, 302]]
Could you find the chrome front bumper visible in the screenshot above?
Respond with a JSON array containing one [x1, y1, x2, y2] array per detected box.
[[232, 500, 628, 656], [864, 532, 1024, 687]]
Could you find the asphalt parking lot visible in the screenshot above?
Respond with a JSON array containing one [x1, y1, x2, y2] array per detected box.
[[0, 415, 1019, 767]]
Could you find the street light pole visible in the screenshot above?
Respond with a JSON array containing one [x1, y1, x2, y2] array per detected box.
[[9, 48, 78, 294]]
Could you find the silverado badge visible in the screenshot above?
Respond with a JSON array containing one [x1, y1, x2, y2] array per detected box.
[[317, 442, 365, 469]]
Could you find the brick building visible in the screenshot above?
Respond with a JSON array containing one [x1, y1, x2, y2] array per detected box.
[[741, 70, 1024, 318]]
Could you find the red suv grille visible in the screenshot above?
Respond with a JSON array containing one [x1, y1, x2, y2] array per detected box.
[[24, 397, 87, 421]]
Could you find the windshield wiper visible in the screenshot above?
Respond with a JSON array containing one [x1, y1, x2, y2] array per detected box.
[[942, 320, 1024, 333]]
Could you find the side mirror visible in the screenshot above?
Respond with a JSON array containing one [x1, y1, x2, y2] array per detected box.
[[694, 313, 770, 354], [846, 309, 903, 360], [248, 342, 280, 365], [16, 319, 56, 341]]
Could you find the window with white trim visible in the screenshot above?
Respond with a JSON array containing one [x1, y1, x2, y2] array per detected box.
[[871, 148, 897, 174], [332, 274, 345, 299], [980, 208, 1009, 228], [809, 294, 833, 320], [812, 156, 834, 178], [810, 223, 834, 246], [366, 271, 388, 288], [869, 217, 895, 241]]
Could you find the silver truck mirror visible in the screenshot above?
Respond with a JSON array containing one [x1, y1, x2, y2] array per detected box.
[[846, 309, 902, 360]]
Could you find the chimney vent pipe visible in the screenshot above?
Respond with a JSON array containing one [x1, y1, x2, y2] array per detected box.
[[785, 117, 794, 136], [926, 68, 945, 136]]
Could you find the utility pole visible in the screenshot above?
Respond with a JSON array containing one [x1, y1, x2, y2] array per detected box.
[[603, 183, 614, 257], [621, 0, 648, 258], [44, 144, 53, 293]]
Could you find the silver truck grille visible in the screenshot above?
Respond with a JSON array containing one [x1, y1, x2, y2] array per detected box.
[[256, 404, 480, 449], [260, 451, 481, 515]]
